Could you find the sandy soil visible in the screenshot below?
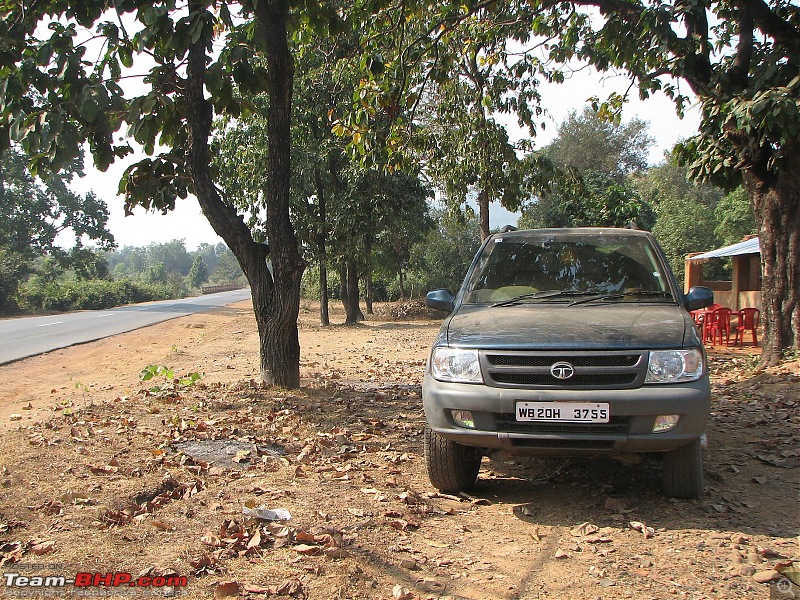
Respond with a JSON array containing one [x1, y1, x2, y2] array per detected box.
[[0, 300, 797, 600]]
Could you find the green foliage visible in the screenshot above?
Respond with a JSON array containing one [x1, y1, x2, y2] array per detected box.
[[0, 247, 32, 313], [139, 364, 203, 396], [17, 278, 175, 312], [633, 161, 725, 281], [714, 187, 757, 247], [406, 210, 482, 295], [0, 146, 114, 312], [145, 262, 168, 285], [651, 196, 719, 283], [519, 110, 655, 230], [544, 108, 653, 177], [209, 248, 245, 285], [188, 255, 210, 288]]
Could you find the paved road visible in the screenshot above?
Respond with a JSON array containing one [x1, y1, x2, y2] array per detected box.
[[0, 288, 252, 365]]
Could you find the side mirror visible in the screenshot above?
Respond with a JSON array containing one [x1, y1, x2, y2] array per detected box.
[[425, 289, 455, 313], [685, 286, 714, 311]]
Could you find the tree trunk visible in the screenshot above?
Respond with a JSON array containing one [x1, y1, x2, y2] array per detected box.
[[250, 0, 305, 387], [399, 269, 406, 299], [742, 148, 800, 367], [478, 188, 490, 240], [339, 262, 348, 306], [364, 236, 374, 315], [314, 166, 330, 326], [319, 261, 329, 326], [342, 260, 363, 324], [185, 2, 301, 389], [365, 273, 374, 315]]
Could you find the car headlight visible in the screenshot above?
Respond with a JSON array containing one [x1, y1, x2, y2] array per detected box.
[[646, 349, 704, 383], [430, 347, 483, 383]]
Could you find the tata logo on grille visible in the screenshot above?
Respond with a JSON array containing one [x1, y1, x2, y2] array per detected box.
[[550, 361, 575, 380]]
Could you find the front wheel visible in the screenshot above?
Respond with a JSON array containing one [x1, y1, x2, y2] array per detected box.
[[662, 438, 704, 499], [424, 426, 482, 493]]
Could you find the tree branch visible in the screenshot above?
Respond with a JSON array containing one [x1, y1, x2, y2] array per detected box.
[[728, 8, 753, 91], [735, 0, 800, 52]]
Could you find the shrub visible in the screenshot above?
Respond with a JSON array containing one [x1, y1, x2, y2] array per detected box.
[[17, 278, 176, 312]]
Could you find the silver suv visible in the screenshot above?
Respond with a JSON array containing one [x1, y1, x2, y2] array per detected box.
[[423, 227, 714, 498]]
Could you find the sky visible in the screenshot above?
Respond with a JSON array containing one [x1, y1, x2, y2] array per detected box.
[[69, 67, 701, 251]]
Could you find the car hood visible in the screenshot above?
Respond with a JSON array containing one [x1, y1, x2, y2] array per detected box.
[[445, 303, 694, 350]]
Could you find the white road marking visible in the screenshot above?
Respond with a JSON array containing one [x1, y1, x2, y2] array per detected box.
[[38, 321, 63, 327]]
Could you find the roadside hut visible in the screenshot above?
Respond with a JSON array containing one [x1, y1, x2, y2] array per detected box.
[[684, 236, 761, 311]]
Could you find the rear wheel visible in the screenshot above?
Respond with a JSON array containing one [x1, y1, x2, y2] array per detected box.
[[424, 426, 482, 493], [662, 438, 704, 499]]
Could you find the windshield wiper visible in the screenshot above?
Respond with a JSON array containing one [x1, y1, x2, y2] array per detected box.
[[622, 290, 673, 298], [568, 290, 674, 306], [490, 290, 564, 307], [568, 293, 624, 306]]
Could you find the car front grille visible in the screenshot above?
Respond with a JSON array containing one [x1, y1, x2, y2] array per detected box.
[[494, 414, 632, 435], [486, 354, 640, 368], [481, 350, 647, 389]]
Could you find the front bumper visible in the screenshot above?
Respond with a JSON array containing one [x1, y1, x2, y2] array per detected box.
[[422, 372, 711, 456]]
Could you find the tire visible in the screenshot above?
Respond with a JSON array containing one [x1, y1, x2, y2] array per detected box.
[[424, 426, 482, 493], [662, 438, 704, 499]]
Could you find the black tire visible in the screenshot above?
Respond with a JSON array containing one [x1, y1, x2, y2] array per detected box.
[[662, 438, 704, 499], [424, 426, 482, 493]]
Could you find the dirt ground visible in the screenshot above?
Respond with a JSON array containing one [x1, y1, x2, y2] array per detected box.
[[0, 299, 797, 600]]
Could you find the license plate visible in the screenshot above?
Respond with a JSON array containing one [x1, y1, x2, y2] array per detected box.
[[515, 402, 610, 423]]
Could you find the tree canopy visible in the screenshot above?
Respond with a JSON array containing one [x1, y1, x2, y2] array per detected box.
[[0, 146, 113, 311]]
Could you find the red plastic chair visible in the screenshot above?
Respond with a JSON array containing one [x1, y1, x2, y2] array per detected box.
[[734, 308, 760, 347], [704, 307, 733, 346]]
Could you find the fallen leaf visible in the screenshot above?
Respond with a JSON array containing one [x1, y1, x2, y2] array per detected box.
[[571, 522, 600, 537], [89, 464, 118, 475], [293, 543, 322, 555], [392, 584, 416, 600], [214, 581, 240, 599], [30, 541, 55, 555], [201, 532, 223, 547], [271, 579, 304, 595], [629, 521, 655, 538], [247, 529, 262, 550], [150, 520, 171, 531]]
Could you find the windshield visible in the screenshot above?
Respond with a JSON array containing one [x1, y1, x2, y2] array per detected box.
[[462, 232, 674, 305]]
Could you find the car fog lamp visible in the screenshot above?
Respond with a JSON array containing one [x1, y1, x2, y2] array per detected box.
[[451, 410, 475, 429], [652, 415, 680, 433]]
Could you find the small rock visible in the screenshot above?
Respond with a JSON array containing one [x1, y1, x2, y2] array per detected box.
[[731, 534, 748, 545], [738, 565, 757, 577], [554, 549, 571, 559], [399, 559, 419, 570], [752, 570, 782, 584], [8, 414, 22, 421]]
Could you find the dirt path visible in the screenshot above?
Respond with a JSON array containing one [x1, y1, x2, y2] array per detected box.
[[0, 301, 797, 599]]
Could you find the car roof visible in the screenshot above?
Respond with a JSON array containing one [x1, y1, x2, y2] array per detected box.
[[490, 227, 655, 240]]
